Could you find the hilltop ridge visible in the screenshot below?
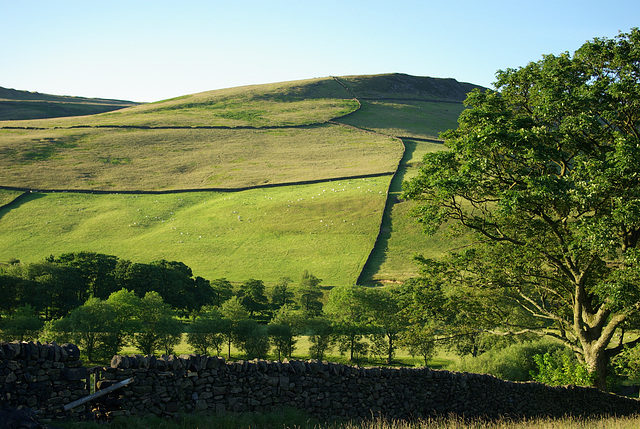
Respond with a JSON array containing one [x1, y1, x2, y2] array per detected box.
[[338, 73, 482, 101], [0, 86, 139, 121]]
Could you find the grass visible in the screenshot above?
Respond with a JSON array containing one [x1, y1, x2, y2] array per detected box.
[[337, 100, 465, 140], [0, 85, 138, 121], [54, 411, 640, 429], [0, 188, 25, 206], [358, 139, 469, 284], [0, 124, 401, 190], [0, 176, 390, 285]]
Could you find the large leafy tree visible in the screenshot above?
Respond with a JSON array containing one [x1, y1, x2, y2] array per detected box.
[[403, 29, 640, 390]]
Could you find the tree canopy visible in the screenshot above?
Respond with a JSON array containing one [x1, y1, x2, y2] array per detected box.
[[403, 28, 640, 390]]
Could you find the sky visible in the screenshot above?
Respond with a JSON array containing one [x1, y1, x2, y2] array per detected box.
[[2, 0, 639, 102]]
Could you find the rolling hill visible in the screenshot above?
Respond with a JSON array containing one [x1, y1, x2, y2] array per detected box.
[[0, 73, 482, 286], [0, 86, 139, 121]]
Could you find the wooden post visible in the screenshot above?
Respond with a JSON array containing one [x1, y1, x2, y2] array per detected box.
[[63, 377, 133, 411]]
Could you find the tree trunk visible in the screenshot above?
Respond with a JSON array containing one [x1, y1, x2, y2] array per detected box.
[[584, 345, 608, 390]]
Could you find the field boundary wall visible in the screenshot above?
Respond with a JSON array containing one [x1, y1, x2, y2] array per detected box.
[[3, 342, 640, 421]]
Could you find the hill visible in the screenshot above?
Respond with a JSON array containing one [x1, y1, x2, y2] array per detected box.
[[0, 73, 483, 285], [0, 86, 139, 120]]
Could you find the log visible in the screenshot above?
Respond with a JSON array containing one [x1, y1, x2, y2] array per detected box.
[[63, 377, 133, 411]]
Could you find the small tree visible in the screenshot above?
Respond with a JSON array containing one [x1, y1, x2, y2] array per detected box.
[[104, 289, 139, 356], [297, 270, 323, 316], [324, 285, 369, 362], [400, 324, 436, 367], [134, 292, 182, 356], [187, 307, 226, 356], [269, 276, 294, 310], [220, 296, 249, 359], [237, 279, 269, 318], [234, 319, 269, 359], [269, 304, 303, 359], [47, 298, 114, 363], [210, 278, 233, 307], [306, 316, 334, 361]]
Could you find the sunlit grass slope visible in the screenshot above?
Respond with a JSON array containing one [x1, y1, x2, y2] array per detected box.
[[0, 124, 400, 190], [360, 140, 471, 284], [0, 176, 390, 285], [0, 77, 358, 128], [0, 189, 25, 206]]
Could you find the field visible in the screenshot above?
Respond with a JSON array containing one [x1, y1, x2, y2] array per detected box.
[[0, 125, 400, 190], [0, 177, 390, 285], [0, 73, 480, 285]]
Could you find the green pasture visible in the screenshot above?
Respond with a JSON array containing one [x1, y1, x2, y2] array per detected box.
[[0, 176, 390, 285], [0, 77, 358, 128], [359, 139, 468, 284], [0, 124, 401, 190], [0, 188, 25, 206]]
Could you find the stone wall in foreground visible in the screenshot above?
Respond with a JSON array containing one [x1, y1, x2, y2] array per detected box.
[[0, 341, 89, 420], [101, 354, 640, 420], [2, 341, 640, 421]]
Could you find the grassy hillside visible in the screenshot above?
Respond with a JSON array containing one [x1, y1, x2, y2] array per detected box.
[[0, 77, 358, 128], [0, 86, 138, 120], [0, 73, 480, 285], [0, 124, 400, 190], [0, 177, 390, 285]]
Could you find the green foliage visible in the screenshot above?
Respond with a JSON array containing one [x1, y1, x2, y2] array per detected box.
[[268, 276, 294, 310], [133, 292, 182, 355], [234, 319, 269, 359], [269, 304, 304, 359], [360, 286, 408, 364], [399, 324, 436, 367], [210, 278, 233, 307], [0, 305, 43, 342], [187, 307, 226, 356], [324, 285, 370, 362], [531, 351, 594, 387], [403, 29, 640, 390], [46, 297, 116, 362], [449, 340, 570, 382], [612, 345, 640, 380], [237, 278, 269, 318], [306, 316, 334, 361], [296, 270, 323, 316]]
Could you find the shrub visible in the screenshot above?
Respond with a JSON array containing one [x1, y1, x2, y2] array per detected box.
[[447, 339, 568, 381], [530, 350, 593, 386]]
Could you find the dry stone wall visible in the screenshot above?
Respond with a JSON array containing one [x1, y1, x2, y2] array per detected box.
[[102, 353, 640, 420], [2, 342, 640, 422], [0, 341, 89, 420]]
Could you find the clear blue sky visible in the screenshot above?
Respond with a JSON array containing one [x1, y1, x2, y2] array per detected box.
[[2, 0, 638, 102]]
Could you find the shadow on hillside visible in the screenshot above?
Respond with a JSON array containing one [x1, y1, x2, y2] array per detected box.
[[0, 192, 47, 222], [357, 140, 420, 286]]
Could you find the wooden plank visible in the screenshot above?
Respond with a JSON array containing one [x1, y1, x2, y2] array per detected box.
[[63, 377, 133, 411]]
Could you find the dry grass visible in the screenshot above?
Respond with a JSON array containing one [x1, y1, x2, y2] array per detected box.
[[0, 124, 401, 191]]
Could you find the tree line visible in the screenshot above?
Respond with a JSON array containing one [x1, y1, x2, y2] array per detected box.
[[0, 252, 443, 365]]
